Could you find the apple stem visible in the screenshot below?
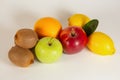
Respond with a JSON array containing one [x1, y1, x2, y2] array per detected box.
[[71, 28, 76, 37], [48, 38, 54, 46], [71, 32, 75, 37], [48, 43, 52, 46]]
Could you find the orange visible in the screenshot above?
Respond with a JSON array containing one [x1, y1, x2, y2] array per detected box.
[[34, 17, 62, 38]]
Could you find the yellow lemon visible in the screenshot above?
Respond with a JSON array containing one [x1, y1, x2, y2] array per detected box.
[[68, 14, 90, 27], [87, 32, 116, 55]]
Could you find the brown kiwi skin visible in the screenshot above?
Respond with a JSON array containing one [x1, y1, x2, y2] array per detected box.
[[14, 28, 38, 49], [8, 45, 34, 67]]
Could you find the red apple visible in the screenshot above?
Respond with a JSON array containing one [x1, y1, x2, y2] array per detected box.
[[59, 26, 88, 54]]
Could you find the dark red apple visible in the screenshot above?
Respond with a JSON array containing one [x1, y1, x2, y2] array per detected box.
[[59, 26, 88, 54]]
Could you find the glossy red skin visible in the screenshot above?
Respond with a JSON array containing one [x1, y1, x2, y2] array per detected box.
[[59, 26, 88, 54]]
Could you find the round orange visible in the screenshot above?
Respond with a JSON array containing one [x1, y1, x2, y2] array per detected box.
[[34, 17, 62, 38]]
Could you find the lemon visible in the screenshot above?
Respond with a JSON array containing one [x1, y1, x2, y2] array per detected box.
[[68, 14, 90, 27], [87, 32, 116, 55]]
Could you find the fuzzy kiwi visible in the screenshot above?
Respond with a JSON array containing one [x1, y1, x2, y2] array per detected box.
[[15, 28, 38, 49], [8, 45, 34, 67]]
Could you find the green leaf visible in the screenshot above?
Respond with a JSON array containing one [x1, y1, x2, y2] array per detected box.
[[82, 19, 99, 36]]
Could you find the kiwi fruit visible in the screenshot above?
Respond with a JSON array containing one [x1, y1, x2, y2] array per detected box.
[[14, 28, 38, 49], [8, 45, 34, 67]]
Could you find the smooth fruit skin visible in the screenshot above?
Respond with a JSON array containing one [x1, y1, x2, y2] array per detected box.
[[87, 32, 116, 55], [35, 37, 63, 63], [82, 19, 99, 36], [34, 17, 62, 38], [68, 14, 90, 27], [59, 26, 88, 54]]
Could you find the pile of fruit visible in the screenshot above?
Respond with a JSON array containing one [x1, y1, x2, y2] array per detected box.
[[8, 13, 116, 67]]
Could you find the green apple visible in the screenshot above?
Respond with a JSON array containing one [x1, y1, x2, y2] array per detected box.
[[35, 37, 63, 63]]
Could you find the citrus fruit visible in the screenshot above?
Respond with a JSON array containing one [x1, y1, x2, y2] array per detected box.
[[34, 17, 62, 38], [68, 14, 90, 27], [87, 32, 116, 55]]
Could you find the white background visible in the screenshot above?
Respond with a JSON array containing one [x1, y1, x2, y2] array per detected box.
[[0, 0, 120, 80]]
